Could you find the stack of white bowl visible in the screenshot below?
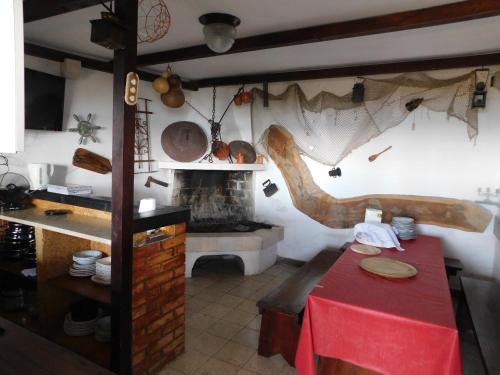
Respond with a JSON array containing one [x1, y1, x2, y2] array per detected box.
[[92, 257, 111, 285], [94, 316, 111, 342], [69, 250, 102, 277], [391, 217, 417, 240], [63, 312, 98, 336]]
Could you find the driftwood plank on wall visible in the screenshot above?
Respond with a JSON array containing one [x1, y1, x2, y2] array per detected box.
[[264, 125, 491, 232]]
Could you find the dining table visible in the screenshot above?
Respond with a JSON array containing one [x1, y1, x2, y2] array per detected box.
[[295, 235, 462, 375]]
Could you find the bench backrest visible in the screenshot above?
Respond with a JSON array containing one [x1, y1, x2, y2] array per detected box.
[[258, 248, 343, 315]]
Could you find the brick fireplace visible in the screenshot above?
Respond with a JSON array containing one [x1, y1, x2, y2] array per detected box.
[[171, 170, 254, 223], [166, 167, 283, 277]]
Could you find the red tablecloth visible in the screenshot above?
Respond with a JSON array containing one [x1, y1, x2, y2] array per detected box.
[[295, 235, 462, 375]]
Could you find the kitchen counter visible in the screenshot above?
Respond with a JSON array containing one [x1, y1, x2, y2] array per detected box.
[[0, 207, 111, 244], [19, 191, 191, 238]]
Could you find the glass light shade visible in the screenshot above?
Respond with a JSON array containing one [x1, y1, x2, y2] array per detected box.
[[203, 23, 237, 53]]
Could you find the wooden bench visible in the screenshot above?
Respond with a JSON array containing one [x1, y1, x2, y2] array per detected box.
[[444, 257, 463, 277], [257, 247, 344, 366], [461, 276, 500, 375]]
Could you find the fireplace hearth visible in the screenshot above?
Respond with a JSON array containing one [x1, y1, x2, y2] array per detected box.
[[187, 220, 272, 233]]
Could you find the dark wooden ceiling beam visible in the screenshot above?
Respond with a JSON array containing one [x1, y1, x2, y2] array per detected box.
[[24, 43, 157, 81], [189, 52, 500, 88], [137, 0, 500, 66], [24, 0, 110, 23]]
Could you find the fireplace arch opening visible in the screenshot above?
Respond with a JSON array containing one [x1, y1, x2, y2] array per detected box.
[[191, 254, 245, 277]]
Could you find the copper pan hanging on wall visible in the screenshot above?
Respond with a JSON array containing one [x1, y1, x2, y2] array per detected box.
[[161, 121, 208, 162], [229, 140, 257, 163]]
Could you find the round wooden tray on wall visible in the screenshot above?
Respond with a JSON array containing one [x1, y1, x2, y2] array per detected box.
[[161, 121, 208, 162]]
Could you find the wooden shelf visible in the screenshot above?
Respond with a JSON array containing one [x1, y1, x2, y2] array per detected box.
[[49, 274, 111, 305], [0, 208, 111, 245]]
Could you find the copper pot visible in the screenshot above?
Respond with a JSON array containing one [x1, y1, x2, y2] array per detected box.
[[212, 141, 230, 160], [161, 88, 185, 108], [241, 91, 252, 104], [235, 152, 245, 164], [234, 94, 243, 106]]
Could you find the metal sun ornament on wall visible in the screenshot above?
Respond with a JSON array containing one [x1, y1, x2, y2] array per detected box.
[[69, 114, 101, 144], [137, 0, 171, 44]]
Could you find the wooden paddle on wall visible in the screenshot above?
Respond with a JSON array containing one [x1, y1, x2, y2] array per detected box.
[[72, 148, 112, 174]]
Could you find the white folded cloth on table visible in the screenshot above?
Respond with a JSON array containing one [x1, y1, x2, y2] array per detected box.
[[353, 222, 404, 251]]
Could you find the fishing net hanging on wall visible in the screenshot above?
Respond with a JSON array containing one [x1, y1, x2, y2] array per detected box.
[[252, 71, 478, 166], [137, 0, 171, 43]]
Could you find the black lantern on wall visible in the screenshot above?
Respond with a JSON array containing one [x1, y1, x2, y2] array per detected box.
[[472, 81, 487, 109], [472, 69, 489, 109], [352, 82, 365, 103]]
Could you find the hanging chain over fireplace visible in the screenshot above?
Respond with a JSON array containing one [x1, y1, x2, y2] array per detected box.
[[185, 86, 244, 163]]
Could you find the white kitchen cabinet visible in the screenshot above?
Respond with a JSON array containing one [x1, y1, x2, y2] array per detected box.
[[0, 0, 24, 153]]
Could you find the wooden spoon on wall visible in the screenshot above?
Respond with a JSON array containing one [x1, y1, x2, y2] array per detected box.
[[368, 146, 392, 162]]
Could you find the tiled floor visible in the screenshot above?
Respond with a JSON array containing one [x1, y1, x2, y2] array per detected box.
[[158, 257, 483, 375], [159, 258, 300, 375]]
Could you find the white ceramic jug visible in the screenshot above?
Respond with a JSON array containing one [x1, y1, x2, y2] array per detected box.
[[28, 163, 52, 190]]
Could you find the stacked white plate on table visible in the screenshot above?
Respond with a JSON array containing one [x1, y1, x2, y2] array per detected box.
[[69, 250, 102, 277], [391, 217, 417, 240], [95, 316, 111, 342], [91, 257, 111, 285], [63, 312, 98, 336]]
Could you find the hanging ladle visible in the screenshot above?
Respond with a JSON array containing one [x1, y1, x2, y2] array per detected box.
[[368, 146, 392, 162]]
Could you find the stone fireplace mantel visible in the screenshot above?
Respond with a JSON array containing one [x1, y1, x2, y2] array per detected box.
[[158, 161, 266, 171]]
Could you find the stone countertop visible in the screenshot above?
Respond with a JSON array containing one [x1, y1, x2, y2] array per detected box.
[[24, 190, 191, 235], [0, 207, 112, 244]]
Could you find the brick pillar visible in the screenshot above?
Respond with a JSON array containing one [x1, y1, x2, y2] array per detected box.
[[131, 223, 186, 375]]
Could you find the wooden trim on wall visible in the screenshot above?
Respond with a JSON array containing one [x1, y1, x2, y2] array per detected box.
[[188, 52, 500, 88], [111, 0, 138, 374], [24, 43, 113, 73], [24, 43, 157, 82], [24, 0, 110, 23], [137, 0, 500, 66]]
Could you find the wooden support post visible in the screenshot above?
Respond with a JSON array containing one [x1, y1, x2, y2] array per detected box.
[[111, 0, 138, 374]]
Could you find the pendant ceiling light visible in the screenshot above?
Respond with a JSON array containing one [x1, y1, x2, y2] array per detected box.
[[199, 13, 240, 53]]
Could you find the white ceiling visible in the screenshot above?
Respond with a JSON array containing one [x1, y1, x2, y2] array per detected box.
[[24, 0, 500, 80]]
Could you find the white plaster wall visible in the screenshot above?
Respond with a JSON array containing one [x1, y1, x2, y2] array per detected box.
[[252, 72, 500, 278], [7, 57, 500, 278]]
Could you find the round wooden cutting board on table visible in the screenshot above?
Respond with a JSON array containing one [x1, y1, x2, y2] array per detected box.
[[350, 244, 382, 255], [161, 121, 208, 162], [359, 257, 418, 278]]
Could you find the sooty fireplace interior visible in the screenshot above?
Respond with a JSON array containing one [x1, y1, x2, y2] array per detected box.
[[172, 170, 262, 232]]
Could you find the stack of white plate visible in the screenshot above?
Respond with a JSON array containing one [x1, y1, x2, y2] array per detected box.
[[95, 316, 111, 342], [92, 257, 111, 285], [391, 217, 417, 240], [69, 250, 102, 277], [63, 312, 98, 336]]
